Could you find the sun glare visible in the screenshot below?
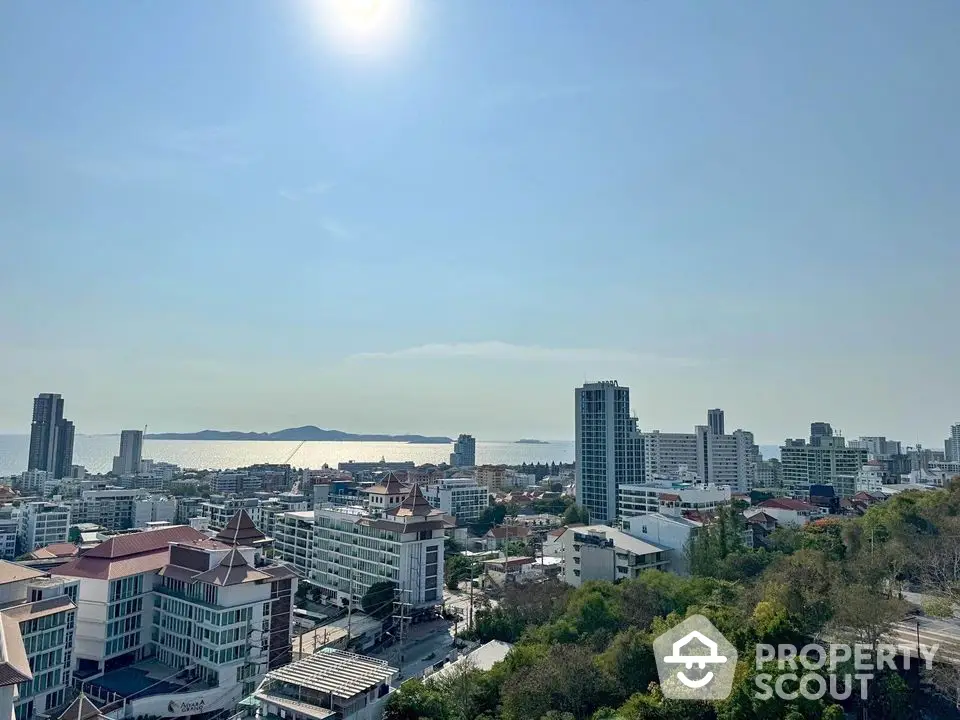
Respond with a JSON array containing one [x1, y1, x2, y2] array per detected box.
[[315, 0, 409, 56]]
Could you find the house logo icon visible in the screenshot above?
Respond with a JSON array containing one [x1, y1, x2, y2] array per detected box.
[[653, 615, 737, 700]]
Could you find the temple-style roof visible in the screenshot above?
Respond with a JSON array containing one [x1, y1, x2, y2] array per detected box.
[[385, 484, 443, 519], [214, 509, 271, 547]]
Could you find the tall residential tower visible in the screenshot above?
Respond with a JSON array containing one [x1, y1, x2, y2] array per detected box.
[[27, 393, 75, 479], [112, 429, 144, 475], [575, 381, 642, 524]]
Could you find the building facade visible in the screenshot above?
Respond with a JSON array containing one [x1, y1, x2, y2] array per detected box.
[[449, 435, 476, 468], [273, 511, 315, 576], [18, 503, 71, 553], [557, 525, 669, 587], [111, 430, 144, 476], [422, 477, 489, 525], [780, 430, 869, 499], [312, 487, 445, 613], [617, 482, 732, 519], [575, 381, 642, 524], [0, 561, 78, 720], [27, 394, 75, 480]]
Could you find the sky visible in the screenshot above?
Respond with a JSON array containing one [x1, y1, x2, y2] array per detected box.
[[1, 1, 958, 444]]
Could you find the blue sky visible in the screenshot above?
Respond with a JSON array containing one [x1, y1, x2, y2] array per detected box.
[[1, 1, 958, 444]]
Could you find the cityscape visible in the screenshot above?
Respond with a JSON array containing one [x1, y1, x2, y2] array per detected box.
[[3, 1, 959, 719], [0, 388, 957, 719]]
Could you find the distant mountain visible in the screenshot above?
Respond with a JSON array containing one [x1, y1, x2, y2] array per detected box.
[[145, 426, 453, 443], [515, 439, 549, 445]]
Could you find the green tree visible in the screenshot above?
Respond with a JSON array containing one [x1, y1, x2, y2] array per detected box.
[[445, 555, 476, 591], [597, 627, 658, 701], [384, 678, 448, 720], [360, 580, 396, 620], [68, 526, 81, 543], [563, 504, 589, 526]]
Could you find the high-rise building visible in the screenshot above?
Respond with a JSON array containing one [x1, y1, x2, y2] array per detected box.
[[575, 381, 642, 524], [945, 423, 960, 463], [112, 429, 144, 476], [809, 422, 834, 447], [707, 409, 725, 435], [780, 428, 868, 498], [449, 434, 476, 467], [18, 502, 71, 552], [27, 393, 75, 479]]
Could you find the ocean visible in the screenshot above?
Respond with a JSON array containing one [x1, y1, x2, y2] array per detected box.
[[0, 435, 575, 476], [0, 435, 781, 477]]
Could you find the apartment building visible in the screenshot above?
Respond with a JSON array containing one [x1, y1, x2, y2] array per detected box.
[[273, 511, 315, 575], [0, 561, 78, 720], [449, 434, 476, 468], [780, 431, 868, 498], [617, 482, 732, 519], [312, 486, 445, 613], [475, 465, 508, 493], [0, 507, 19, 560], [65, 489, 158, 532], [422, 477, 489, 525], [620, 513, 704, 575], [132, 496, 176, 528], [53, 517, 295, 719], [575, 381, 643, 524], [556, 525, 669, 587], [18, 503, 71, 553], [197, 497, 261, 532]]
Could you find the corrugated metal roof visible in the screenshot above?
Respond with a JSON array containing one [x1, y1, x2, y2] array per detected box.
[[54, 528, 210, 581], [265, 648, 396, 699], [0, 561, 47, 586], [82, 526, 207, 559], [2, 596, 75, 622]]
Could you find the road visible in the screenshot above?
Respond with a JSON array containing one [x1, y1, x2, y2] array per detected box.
[[367, 618, 459, 683], [887, 615, 960, 665]]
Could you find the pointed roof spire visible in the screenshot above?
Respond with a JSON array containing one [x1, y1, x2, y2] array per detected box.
[[214, 509, 270, 548], [56, 692, 106, 720], [387, 484, 441, 518]]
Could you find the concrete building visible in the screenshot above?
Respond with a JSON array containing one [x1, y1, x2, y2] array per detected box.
[[65, 489, 153, 532], [475, 465, 509, 493], [620, 513, 704, 575], [197, 497, 261, 532], [945, 423, 960, 464], [575, 381, 642, 524], [618, 481, 732, 519], [556, 525, 669, 587], [757, 458, 784, 488], [111, 430, 144, 476], [133, 496, 176, 528], [0, 508, 18, 561], [312, 486, 445, 613], [449, 434, 476, 468], [18, 503, 71, 553], [641, 432, 698, 481], [273, 510, 315, 576], [0, 561, 79, 720], [745, 498, 824, 527], [707, 408, 725, 436], [422, 477, 489, 525], [53, 518, 295, 719], [780, 430, 868, 498], [27, 394, 75, 480], [254, 648, 396, 720]]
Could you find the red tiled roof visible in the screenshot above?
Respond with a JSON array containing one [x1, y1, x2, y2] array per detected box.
[[757, 498, 817, 512], [53, 526, 207, 581], [28, 543, 79, 560], [0, 561, 47, 586], [658, 493, 681, 502], [745, 512, 777, 525], [486, 526, 531, 540], [214, 510, 270, 547]]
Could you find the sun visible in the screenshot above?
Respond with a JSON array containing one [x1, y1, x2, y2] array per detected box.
[[315, 0, 409, 55]]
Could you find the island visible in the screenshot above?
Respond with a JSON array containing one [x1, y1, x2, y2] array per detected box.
[[515, 438, 550, 445], [145, 426, 453, 444]]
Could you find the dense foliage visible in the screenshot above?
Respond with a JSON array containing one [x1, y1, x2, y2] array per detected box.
[[386, 479, 960, 720]]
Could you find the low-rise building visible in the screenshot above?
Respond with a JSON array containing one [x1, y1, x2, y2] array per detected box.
[[18, 503, 71, 553], [744, 498, 824, 527], [617, 482, 732, 519], [254, 648, 396, 720], [422, 477, 489, 525], [556, 525, 669, 587], [620, 513, 704, 575]]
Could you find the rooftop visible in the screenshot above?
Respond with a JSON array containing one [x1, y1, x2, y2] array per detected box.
[[429, 640, 513, 682], [0, 612, 31, 686], [214, 509, 271, 547], [0, 560, 47, 586], [757, 498, 818, 512], [53, 526, 209, 581], [264, 647, 396, 699], [568, 525, 668, 557]]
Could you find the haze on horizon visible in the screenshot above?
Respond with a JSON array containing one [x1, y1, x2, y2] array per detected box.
[[1, 1, 957, 445]]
